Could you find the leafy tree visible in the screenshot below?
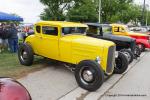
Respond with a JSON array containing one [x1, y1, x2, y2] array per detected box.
[[40, 0, 84, 20], [67, 0, 98, 22], [120, 4, 142, 24], [99, 0, 133, 23], [39, 0, 150, 25]]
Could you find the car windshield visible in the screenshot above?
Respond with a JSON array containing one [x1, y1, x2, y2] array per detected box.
[[102, 25, 112, 34], [62, 27, 87, 35]]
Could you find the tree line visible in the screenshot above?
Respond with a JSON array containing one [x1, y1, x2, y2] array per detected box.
[[40, 0, 150, 26]]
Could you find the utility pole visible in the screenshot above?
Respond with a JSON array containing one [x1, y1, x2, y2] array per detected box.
[[99, 0, 101, 23], [142, 0, 146, 26], [146, 4, 149, 26]]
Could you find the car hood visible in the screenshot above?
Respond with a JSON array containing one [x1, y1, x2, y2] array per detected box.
[[103, 34, 135, 42], [62, 34, 115, 47]]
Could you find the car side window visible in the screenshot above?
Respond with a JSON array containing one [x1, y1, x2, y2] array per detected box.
[[42, 26, 58, 36], [114, 27, 119, 32], [36, 26, 41, 33], [87, 26, 98, 34]]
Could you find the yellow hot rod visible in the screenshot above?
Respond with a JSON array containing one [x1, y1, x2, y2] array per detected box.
[[18, 21, 124, 91]]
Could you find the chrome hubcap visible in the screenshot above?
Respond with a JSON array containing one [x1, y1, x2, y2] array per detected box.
[[123, 52, 131, 62], [21, 51, 28, 61], [82, 70, 93, 82]]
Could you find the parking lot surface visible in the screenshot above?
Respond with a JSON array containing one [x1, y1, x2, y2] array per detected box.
[[19, 51, 150, 100]]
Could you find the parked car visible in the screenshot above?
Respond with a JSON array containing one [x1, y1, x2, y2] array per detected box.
[[111, 24, 150, 51], [129, 26, 150, 35], [18, 21, 126, 91], [0, 78, 31, 100], [86, 23, 141, 64]]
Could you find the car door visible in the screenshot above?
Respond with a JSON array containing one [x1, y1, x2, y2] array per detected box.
[[33, 25, 44, 54], [40, 25, 59, 60]]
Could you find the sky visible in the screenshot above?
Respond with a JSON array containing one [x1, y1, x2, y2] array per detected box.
[[134, 0, 150, 7], [0, 0, 149, 23], [0, 0, 44, 23]]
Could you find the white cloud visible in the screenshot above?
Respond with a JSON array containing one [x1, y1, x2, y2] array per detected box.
[[0, 0, 45, 23], [134, 0, 150, 8]]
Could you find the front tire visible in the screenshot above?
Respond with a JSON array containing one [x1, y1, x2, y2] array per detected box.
[[75, 60, 104, 91], [18, 43, 34, 66], [114, 52, 129, 74], [120, 49, 134, 64]]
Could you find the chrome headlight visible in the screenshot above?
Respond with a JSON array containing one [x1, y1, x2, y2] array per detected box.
[[115, 51, 118, 58], [95, 56, 101, 64]]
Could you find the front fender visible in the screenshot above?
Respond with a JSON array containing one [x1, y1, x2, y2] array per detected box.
[[136, 39, 150, 48]]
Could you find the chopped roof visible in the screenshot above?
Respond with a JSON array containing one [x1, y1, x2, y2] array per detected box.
[[36, 21, 88, 27], [110, 23, 127, 27]]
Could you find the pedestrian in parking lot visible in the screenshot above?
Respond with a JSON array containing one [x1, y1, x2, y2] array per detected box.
[[0, 24, 3, 53], [0, 23, 9, 53], [8, 23, 18, 53]]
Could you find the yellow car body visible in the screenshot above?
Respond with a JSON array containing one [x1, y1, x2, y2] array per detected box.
[[111, 24, 148, 36], [25, 21, 116, 75]]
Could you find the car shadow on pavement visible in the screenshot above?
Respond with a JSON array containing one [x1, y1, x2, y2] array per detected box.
[[33, 57, 73, 73]]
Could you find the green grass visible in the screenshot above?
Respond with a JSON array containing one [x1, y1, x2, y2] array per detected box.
[[0, 52, 48, 79]]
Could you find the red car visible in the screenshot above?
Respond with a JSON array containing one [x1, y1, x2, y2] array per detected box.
[[0, 78, 31, 100]]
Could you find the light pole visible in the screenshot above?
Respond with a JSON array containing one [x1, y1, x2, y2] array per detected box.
[[99, 0, 101, 23], [142, 0, 146, 26], [146, 4, 149, 26]]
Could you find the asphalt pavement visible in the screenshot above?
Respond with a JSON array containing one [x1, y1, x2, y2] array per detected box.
[[18, 50, 150, 100]]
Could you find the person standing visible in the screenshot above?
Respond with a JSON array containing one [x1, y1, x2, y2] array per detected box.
[[8, 23, 18, 53], [0, 23, 10, 53], [0, 24, 3, 53], [2, 23, 10, 51]]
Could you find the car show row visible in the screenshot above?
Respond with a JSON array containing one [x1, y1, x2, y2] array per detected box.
[[16, 21, 150, 92]]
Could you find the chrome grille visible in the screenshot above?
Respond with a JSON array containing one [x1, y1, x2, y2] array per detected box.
[[106, 46, 116, 73]]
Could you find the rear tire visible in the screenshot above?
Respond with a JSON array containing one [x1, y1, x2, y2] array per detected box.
[[75, 60, 104, 91], [134, 46, 141, 57], [120, 49, 134, 64], [18, 43, 34, 66], [114, 52, 129, 74]]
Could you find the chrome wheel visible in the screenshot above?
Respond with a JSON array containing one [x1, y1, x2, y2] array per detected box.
[[82, 70, 93, 82], [20, 51, 28, 61], [123, 52, 131, 62], [79, 67, 94, 85], [75, 60, 104, 91]]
